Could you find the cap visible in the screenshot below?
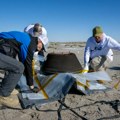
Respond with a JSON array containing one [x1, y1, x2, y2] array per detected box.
[[93, 26, 103, 37]]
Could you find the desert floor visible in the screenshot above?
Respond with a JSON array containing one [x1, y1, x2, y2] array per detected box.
[[0, 42, 120, 120]]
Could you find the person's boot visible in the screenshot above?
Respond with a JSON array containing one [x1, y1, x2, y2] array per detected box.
[[0, 95, 19, 108], [11, 89, 19, 95]]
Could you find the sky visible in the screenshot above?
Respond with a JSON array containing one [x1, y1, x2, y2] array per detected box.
[[0, 0, 120, 42]]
